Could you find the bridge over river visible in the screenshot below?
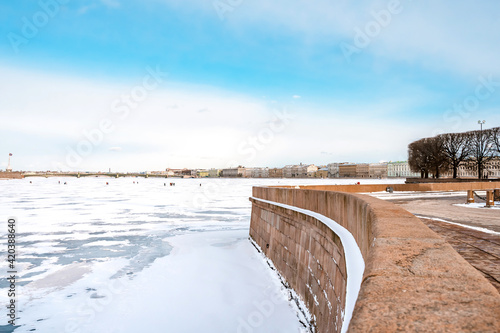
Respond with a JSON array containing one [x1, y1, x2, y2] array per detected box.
[[22, 172, 186, 179]]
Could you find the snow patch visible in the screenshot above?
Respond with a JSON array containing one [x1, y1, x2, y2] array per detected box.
[[454, 202, 500, 210], [416, 215, 500, 236]]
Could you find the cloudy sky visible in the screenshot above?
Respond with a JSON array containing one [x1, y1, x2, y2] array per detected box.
[[1, 0, 500, 171]]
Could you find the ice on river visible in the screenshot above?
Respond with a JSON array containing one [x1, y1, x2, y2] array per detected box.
[[0, 177, 399, 332]]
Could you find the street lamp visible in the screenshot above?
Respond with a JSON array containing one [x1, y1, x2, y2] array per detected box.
[[477, 120, 486, 179], [478, 120, 485, 131]]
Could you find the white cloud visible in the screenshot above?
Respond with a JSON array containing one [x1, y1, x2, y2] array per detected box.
[[0, 66, 275, 171], [4, 61, 491, 171], [163, 0, 500, 77]]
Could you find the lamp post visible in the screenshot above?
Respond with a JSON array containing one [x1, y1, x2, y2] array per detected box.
[[478, 120, 486, 179], [478, 120, 485, 131]]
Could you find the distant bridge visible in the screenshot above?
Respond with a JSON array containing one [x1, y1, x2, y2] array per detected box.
[[22, 172, 186, 179]]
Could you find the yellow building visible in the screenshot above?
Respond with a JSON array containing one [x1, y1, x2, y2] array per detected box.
[[315, 167, 329, 178], [197, 170, 209, 178]]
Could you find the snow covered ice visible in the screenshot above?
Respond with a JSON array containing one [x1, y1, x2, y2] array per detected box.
[[0, 177, 398, 332]]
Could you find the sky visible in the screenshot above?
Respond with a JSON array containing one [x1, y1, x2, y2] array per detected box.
[[1, 0, 500, 172]]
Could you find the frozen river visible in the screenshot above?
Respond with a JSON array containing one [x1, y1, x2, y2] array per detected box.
[[0, 177, 401, 332]]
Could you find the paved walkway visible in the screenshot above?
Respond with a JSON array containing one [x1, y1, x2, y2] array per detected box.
[[419, 217, 500, 292], [387, 193, 500, 232], [381, 193, 500, 292]]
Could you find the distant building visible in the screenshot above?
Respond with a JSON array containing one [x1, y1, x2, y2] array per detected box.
[[283, 165, 294, 178], [443, 157, 500, 178], [369, 163, 388, 178], [252, 167, 269, 178], [291, 165, 301, 177], [454, 162, 476, 178], [287, 164, 318, 178], [356, 164, 369, 178], [241, 168, 253, 178], [305, 164, 319, 177], [222, 168, 241, 177], [165, 169, 181, 177], [339, 164, 357, 178], [197, 170, 209, 178], [327, 163, 342, 178], [484, 157, 500, 178], [268, 168, 283, 178], [315, 167, 329, 178], [165, 169, 194, 177], [221, 167, 252, 178], [208, 169, 221, 177], [387, 161, 420, 178]]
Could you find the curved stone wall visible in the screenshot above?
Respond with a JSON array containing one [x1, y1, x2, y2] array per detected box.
[[249, 186, 500, 332]]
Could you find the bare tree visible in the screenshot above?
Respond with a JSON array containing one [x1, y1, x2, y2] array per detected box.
[[425, 136, 448, 178], [439, 132, 471, 178], [409, 136, 448, 178], [468, 128, 495, 179], [408, 139, 430, 178], [491, 127, 500, 155]]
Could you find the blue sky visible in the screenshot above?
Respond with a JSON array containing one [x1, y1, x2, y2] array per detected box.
[[1, 0, 500, 171]]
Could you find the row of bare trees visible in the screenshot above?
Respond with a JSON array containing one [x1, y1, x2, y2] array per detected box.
[[408, 127, 500, 179]]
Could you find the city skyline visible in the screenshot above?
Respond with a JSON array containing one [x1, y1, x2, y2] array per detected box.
[[1, 1, 500, 171]]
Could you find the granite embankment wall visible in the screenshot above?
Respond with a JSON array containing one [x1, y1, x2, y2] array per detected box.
[[249, 185, 500, 332], [0, 172, 24, 179]]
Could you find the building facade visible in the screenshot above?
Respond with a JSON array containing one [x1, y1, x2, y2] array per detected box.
[[356, 164, 370, 178], [208, 169, 221, 177], [283, 165, 294, 178], [486, 158, 500, 178], [222, 168, 241, 177], [252, 167, 270, 178], [387, 161, 421, 178], [339, 164, 357, 178], [369, 163, 388, 178], [327, 163, 341, 178], [288, 164, 319, 178], [222, 167, 253, 178], [305, 164, 319, 177], [315, 167, 329, 178], [197, 170, 209, 178], [444, 157, 500, 178], [268, 168, 283, 178]]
